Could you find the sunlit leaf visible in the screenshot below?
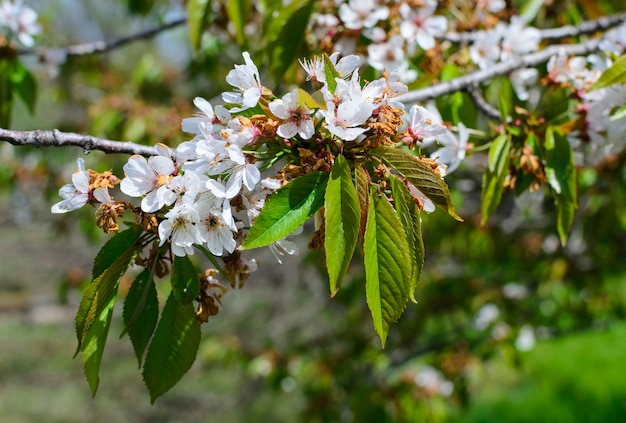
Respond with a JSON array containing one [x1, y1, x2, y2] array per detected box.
[[242, 172, 329, 249], [323, 53, 342, 94], [325, 155, 360, 297], [590, 54, 626, 91], [226, 0, 251, 46], [364, 188, 411, 347], [187, 0, 213, 53], [355, 164, 371, 244], [142, 293, 201, 403], [81, 294, 116, 396], [171, 255, 200, 305], [390, 177, 424, 303], [545, 127, 578, 245], [375, 146, 462, 221], [92, 226, 142, 279]]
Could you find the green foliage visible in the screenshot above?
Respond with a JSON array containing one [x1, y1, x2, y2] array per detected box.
[[92, 226, 142, 279], [544, 127, 577, 245], [590, 53, 626, 90], [481, 134, 512, 225], [142, 293, 201, 403], [81, 293, 116, 395], [364, 188, 411, 347], [171, 255, 201, 305], [324, 155, 360, 297], [122, 269, 159, 366], [242, 172, 329, 249], [0, 60, 13, 127], [226, 0, 252, 46], [376, 146, 462, 221], [9, 60, 37, 114], [187, 0, 213, 53]]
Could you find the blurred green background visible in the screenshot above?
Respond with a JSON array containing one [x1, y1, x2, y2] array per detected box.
[[2, 0, 626, 421]]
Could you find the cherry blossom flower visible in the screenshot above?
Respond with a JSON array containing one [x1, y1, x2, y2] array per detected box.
[[120, 145, 177, 213], [367, 35, 418, 83], [469, 30, 502, 69], [431, 123, 469, 174], [269, 89, 315, 139], [0, 0, 41, 47], [499, 17, 540, 61], [299, 52, 360, 85], [195, 196, 237, 256], [222, 52, 262, 113], [320, 100, 374, 141], [158, 203, 203, 257], [403, 104, 447, 146], [182, 97, 216, 135], [399, 0, 447, 51], [338, 0, 389, 30], [51, 158, 92, 213]]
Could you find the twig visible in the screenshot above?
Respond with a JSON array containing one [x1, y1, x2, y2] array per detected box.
[[442, 10, 626, 43], [466, 84, 506, 122], [0, 127, 164, 157], [397, 38, 601, 104], [17, 16, 187, 58]]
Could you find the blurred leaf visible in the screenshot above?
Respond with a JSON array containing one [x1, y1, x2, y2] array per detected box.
[[481, 134, 511, 225], [376, 146, 462, 221], [81, 292, 116, 396], [171, 255, 200, 305], [545, 127, 578, 245], [127, 0, 155, 15], [226, 0, 252, 46], [92, 226, 142, 279], [242, 172, 329, 249], [0, 60, 13, 127], [390, 176, 424, 303], [268, 0, 314, 83], [187, 0, 213, 53], [610, 104, 626, 121], [10, 60, 37, 114], [364, 188, 411, 347], [142, 293, 201, 403], [590, 54, 626, 90], [520, 0, 546, 22], [122, 269, 159, 366], [325, 155, 360, 297]]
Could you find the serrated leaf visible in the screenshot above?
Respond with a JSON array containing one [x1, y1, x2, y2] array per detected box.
[[76, 246, 139, 355], [323, 53, 341, 94], [480, 134, 511, 225], [355, 164, 370, 244], [92, 226, 142, 279], [590, 54, 626, 91], [171, 255, 200, 305], [242, 172, 329, 249], [81, 293, 116, 396], [187, 0, 213, 53], [325, 155, 360, 297], [10, 60, 37, 114], [122, 269, 159, 366], [545, 127, 578, 245], [268, 0, 314, 83], [364, 188, 411, 347], [390, 177, 424, 303], [375, 146, 462, 221], [226, 0, 251, 46], [142, 293, 201, 403]]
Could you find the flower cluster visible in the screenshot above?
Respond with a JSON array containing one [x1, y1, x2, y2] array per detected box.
[[0, 0, 40, 47]]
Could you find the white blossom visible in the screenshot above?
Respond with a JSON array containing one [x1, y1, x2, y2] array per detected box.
[[269, 89, 315, 139], [399, 1, 447, 51], [338, 0, 389, 30], [158, 203, 203, 257], [0, 0, 41, 46], [222, 51, 262, 113], [320, 100, 373, 141], [51, 158, 92, 213]]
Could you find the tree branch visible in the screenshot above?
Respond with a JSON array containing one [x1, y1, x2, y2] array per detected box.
[[397, 38, 601, 104], [0, 127, 163, 156], [17, 16, 187, 58], [466, 84, 506, 122], [443, 10, 626, 43]]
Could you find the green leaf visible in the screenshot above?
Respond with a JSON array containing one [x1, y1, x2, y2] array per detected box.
[[81, 293, 116, 396], [610, 104, 626, 121], [323, 53, 342, 94], [76, 245, 139, 355], [122, 269, 159, 366], [187, 0, 213, 53], [481, 134, 511, 225], [92, 226, 142, 279], [590, 54, 626, 91], [171, 255, 200, 305], [364, 188, 411, 347], [142, 293, 201, 403], [127, 0, 156, 15], [355, 164, 371, 244], [242, 172, 329, 249], [545, 127, 578, 245], [325, 155, 360, 297], [375, 146, 462, 221], [0, 60, 14, 127], [267, 0, 314, 83], [10, 61, 37, 114], [226, 0, 251, 46], [390, 177, 424, 304]]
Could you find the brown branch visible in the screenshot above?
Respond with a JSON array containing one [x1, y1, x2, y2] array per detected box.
[[0, 127, 164, 157], [17, 16, 187, 58]]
